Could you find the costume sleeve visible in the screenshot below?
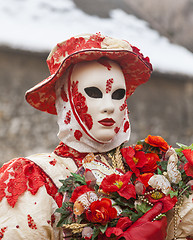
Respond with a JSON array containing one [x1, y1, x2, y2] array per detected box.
[[166, 193, 193, 240], [0, 157, 64, 240]]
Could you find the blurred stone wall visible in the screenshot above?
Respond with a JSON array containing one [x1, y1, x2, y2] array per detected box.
[[0, 47, 193, 166], [73, 0, 193, 52]]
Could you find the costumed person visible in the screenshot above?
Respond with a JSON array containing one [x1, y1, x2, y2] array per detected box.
[[0, 33, 167, 239]]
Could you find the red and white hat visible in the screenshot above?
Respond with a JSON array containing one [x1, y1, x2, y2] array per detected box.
[[25, 33, 152, 115]]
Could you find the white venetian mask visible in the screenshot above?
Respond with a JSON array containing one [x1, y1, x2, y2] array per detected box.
[[70, 59, 127, 142]]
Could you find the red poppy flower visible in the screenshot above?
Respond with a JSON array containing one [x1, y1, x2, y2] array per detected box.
[[121, 147, 147, 177], [141, 153, 160, 173], [145, 135, 169, 152], [70, 185, 94, 203], [100, 172, 136, 200], [137, 173, 154, 188], [134, 144, 143, 151], [86, 198, 117, 225], [146, 191, 177, 213], [183, 149, 193, 177]]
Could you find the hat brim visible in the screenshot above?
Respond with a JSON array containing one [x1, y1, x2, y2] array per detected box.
[[25, 49, 152, 115]]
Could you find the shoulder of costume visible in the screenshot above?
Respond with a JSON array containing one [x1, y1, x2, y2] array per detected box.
[[27, 152, 78, 187], [0, 153, 78, 208]]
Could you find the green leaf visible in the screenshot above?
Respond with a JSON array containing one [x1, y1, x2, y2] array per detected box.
[[136, 202, 152, 214], [71, 172, 87, 185], [176, 143, 188, 149], [99, 224, 108, 234], [167, 190, 178, 198], [157, 168, 162, 175], [114, 196, 134, 208], [155, 213, 166, 220], [157, 161, 167, 171], [91, 227, 100, 240], [121, 208, 143, 222], [55, 202, 74, 227]]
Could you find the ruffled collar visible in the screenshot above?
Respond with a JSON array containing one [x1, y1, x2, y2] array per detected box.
[[54, 142, 88, 168]]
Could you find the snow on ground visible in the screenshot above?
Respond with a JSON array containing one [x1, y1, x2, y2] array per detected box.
[[1, 0, 193, 76]]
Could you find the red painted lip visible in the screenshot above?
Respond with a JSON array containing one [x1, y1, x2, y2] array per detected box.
[[98, 118, 115, 126]]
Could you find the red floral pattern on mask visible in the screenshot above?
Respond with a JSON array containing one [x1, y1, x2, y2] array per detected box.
[[64, 110, 71, 124], [120, 99, 127, 111], [54, 142, 88, 168], [124, 121, 130, 132], [106, 78, 114, 93], [0, 158, 63, 208], [114, 127, 120, 134], [74, 130, 83, 141], [71, 81, 93, 130]]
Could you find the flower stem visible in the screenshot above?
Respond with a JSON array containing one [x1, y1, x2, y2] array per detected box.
[[178, 185, 190, 197]]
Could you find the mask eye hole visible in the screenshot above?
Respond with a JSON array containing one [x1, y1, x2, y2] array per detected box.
[[84, 87, 103, 98], [112, 89, 126, 100]]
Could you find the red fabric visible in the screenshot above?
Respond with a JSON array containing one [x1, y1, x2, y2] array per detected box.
[[0, 158, 63, 208], [54, 142, 88, 167], [118, 203, 167, 240]]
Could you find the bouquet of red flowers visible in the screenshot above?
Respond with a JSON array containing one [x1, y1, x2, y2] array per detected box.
[[56, 135, 193, 240]]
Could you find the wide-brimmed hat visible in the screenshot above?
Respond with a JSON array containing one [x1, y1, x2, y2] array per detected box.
[[25, 33, 152, 115]]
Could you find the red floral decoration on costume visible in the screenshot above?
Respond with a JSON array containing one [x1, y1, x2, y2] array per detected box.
[[47, 33, 105, 75], [106, 78, 114, 93], [71, 81, 93, 130], [123, 121, 130, 132], [145, 135, 169, 152], [131, 45, 153, 71], [27, 214, 37, 230], [100, 172, 136, 200], [0, 227, 7, 239], [54, 142, 87, 168], [49, 159, 57, 166], [64, 110, 71, 124], [183, 149, 193, 177], [121, 147, 147, 177], [0, 158, 63, 208], [86, 198, 117, 225]]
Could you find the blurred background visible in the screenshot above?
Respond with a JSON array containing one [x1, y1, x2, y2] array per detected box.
[[0, 0, 193, 165]]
